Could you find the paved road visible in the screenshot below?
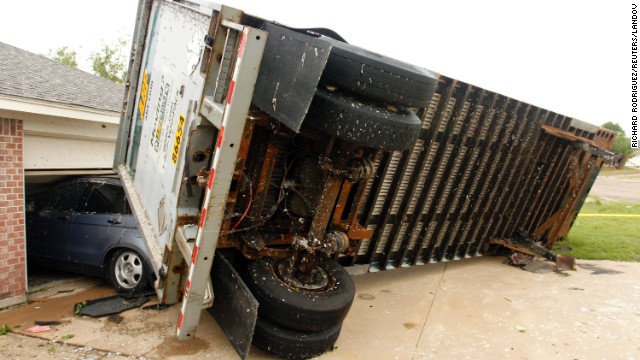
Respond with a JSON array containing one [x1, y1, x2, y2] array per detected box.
[[590, 174, 640, 203]]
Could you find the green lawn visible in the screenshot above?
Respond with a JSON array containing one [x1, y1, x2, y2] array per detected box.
[[557, 197, 640, 262], [578, 199, 640, 214]]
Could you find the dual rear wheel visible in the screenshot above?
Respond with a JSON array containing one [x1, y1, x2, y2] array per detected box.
[[303, 35, 437, 151], [243, 258, 355, 359]]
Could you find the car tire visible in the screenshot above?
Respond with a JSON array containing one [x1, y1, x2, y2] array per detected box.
[[320, 37, 437, 108], [304, 88, 422, 150], [252, 316, 342, 360], [243, 257, 355, 332], [107, 249, 149, 294]]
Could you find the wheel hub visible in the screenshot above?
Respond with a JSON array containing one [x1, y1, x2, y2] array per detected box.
[[124, 264, 134, 275], [274, 259, 331, 291], [114, 251, 143, 289]]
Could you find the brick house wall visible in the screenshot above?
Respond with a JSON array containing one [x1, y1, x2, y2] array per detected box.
[[0, 117, 26, 304]]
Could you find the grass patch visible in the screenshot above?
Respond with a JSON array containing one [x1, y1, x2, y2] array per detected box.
[[580, 198, 640, 214], [74, 301, 87, 315], [557, 199, 640, 262], [0, 324, 10, 335]]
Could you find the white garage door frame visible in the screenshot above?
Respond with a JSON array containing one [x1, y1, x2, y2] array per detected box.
[[0, 94, 120, 172]]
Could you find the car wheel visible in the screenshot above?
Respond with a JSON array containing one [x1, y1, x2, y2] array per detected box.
[[252, 316, 342, 360], [108, 249, 149, 294], [243, 257, 355, 332], [320, 37, 437, 108], [304, 88, 422, 150]]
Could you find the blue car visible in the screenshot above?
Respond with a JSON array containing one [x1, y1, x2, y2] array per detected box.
[[26, 176, 153, 294]]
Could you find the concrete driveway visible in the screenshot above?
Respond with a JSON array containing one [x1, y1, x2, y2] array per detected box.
[[1, 256, 638, 359]]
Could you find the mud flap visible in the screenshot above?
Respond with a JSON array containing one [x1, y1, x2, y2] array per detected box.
[[207, 253, 258, 360], [252, 22, 332, 132]]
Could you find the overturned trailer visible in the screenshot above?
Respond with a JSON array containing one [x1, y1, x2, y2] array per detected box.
[[114, 0, 615, 358]]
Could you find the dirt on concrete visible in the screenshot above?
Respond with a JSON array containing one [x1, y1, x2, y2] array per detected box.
[[2, 256, 639, 359], [2, 171, 637, 359], [337, 257, 640, 360]]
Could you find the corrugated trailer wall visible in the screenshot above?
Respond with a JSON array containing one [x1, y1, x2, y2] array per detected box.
[[351, 75, 615, 271]]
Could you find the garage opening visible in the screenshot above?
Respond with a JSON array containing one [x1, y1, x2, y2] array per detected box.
[[24, 169, 119, 295]]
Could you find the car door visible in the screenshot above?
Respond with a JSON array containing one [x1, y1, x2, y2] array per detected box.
[[27, 180, 91, 265], [68, 181, 137, 272]]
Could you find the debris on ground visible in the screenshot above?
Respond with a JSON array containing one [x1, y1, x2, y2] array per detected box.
[[493, 231, 576, 271], [522, 259, 556, 274], [142, 303, 171, 311], [34, 321, 62, 326], [513, 230, 576, 270], [26, 325, 51, 333], [509, 252, 534, 266], [108, 314, 124, 324], [75, 295, 150, 317]]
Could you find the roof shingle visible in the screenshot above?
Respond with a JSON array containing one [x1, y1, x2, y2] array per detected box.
[[0, 41, 124, 113]]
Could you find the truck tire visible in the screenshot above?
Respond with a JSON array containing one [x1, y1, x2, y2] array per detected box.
[[320, 37, 437, 108], [304, 88, 422, 150], [243, 257, 355, 332], [253, 316, 341, 360]]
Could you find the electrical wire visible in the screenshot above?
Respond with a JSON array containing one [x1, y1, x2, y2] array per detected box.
[[223, 149, 296, 234], [231, 179, 253, 230]]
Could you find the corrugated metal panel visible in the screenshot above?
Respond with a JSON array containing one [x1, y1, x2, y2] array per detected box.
[[353, 75, 613, 270]]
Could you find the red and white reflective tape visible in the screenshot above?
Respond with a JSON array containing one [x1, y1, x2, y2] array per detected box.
[[177, 311, 184, 329], [237, 31, 247, 59], [185, 279, 191, 299], [191, 244, 199, 265], [207, 167, 215, 189], [198, 208, 207, 229], [226, 81, 235, 105], [217, 125, 225, 148]]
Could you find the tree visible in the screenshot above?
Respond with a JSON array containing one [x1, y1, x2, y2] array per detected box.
[[601, 122, 634, 156], [601, 121, 625, 136], [47, 46, 78, 69], [90, 38, 128, 84], [611, 136, 635, 156], [46, 40, 128, 84]]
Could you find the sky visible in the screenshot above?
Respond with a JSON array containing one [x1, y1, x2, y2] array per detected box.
[[0, 0, 631, 136]]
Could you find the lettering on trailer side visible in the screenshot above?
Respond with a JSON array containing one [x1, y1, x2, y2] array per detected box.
[[172, 114, 186, 165], [138, 70, 150, 121]]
